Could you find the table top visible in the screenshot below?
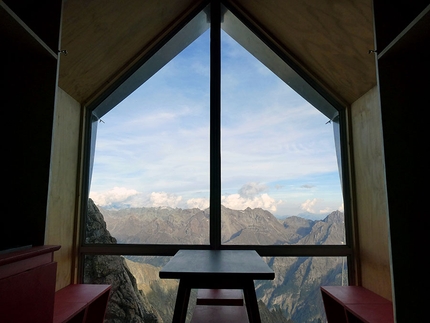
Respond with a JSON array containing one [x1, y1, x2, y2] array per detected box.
[[159, 250, 275, 280]]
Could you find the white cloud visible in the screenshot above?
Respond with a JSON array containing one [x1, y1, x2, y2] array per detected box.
[[90, 188, 183, 209], [221, 193, 281, 212], [149, 192, 182, 208], [300, 198, 320, 213], [319, 206, 334, 214], [300, 198, 343, 215], [90, 185, 343, 219], [218, 182, 281, 212], [90, 187, 139, 206], [238, 182, 267, 198], [187, 197, 209, 210]]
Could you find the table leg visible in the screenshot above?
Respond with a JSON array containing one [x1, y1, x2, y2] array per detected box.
[[172, 279, 191, 323], [243, 280, 261, 323]]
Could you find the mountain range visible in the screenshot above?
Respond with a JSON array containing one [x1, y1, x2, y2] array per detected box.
[[99, 205, 345, 246]]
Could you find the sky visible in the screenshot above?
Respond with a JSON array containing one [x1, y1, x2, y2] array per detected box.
[[89, 29, 344, 220]]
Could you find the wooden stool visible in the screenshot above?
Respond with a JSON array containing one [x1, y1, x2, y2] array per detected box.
[[196, 289, 244, 306], [190, 305, 248, 323]]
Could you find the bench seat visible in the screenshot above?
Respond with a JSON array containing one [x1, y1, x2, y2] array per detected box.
[[196, 289, 244, 306], [190, 305, 248, 323]]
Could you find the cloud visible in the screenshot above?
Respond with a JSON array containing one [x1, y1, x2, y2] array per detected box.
[[238, 182, 268, 198], [187, 197, 209, 210], [300, 184, 315, 189], [300, 198, 320, 213], [218, 182, 281, 212], [300, 198, 343, 215], [319, 206, 334, 214], [221, 193, 281, 212], [90, 187, 139, 206], [90, 188, 183, 209], [149, 192, 182, 208], [90, 185, 343, 218]]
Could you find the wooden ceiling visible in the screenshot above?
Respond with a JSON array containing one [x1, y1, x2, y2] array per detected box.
[[59, 0, 376, 107]]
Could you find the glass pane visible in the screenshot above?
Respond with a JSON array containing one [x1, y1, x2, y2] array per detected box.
[[83, 254, 346, 323], [88, 31, 210, 244], [256, 256, 348, 322], [221, 30, 345, 245], [84, 255, 190, 323]]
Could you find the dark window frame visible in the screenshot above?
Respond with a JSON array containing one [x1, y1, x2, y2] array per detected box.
[[78, 0, 355, 284]]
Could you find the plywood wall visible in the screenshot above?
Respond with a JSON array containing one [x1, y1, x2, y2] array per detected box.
[[45, 87, 82, 290], [350, 86, 392, 300]]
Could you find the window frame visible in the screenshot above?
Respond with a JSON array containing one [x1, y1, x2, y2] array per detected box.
[[78, 0, 355, 284]]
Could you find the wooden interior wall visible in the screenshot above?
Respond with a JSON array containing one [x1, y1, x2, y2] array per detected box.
[[59, 0, 202, 106], [229, 0, 376, 105], [350, 86, 392, 300], [45, 87, 82, 290]]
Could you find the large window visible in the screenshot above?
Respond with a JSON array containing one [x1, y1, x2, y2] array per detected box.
[[89, 28, 211, 245], [81, 2, 352, 322], [220, 30, 344, 246]]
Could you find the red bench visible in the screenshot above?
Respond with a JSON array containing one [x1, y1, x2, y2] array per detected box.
[[0, 245, 110, 323], [191, 304, 249, 323], [53, 284, 111, 323], [321, 286, 394, 323], [196, 289, 244, 306], [192, 289, 247, 322]]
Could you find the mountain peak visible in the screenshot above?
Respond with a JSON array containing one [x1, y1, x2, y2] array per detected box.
[[323, 210, 344, 223]]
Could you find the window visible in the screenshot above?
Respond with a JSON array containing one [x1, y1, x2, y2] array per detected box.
[[81, 1, 353, 322], [220, 30, 345, 246], [89, 28, 211, 245]]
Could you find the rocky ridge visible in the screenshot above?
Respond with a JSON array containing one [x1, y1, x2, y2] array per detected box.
[[85, 199, 162, 323], [100, 206, 345, 247]]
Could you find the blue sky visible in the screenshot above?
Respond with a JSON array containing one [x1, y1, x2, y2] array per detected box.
[[89, 29, 343, 219]]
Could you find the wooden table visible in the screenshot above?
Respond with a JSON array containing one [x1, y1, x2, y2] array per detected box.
[[159, 250, 275, 323]]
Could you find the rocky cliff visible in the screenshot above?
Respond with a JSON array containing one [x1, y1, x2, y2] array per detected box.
[[85, 199, 162, 323]]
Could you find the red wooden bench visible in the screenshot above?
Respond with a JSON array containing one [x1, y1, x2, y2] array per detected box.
[[53, 284, 111, 323], [190, 304, 249, 323], [196, 289, 244, 306], [321, 286, 394, 323]]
